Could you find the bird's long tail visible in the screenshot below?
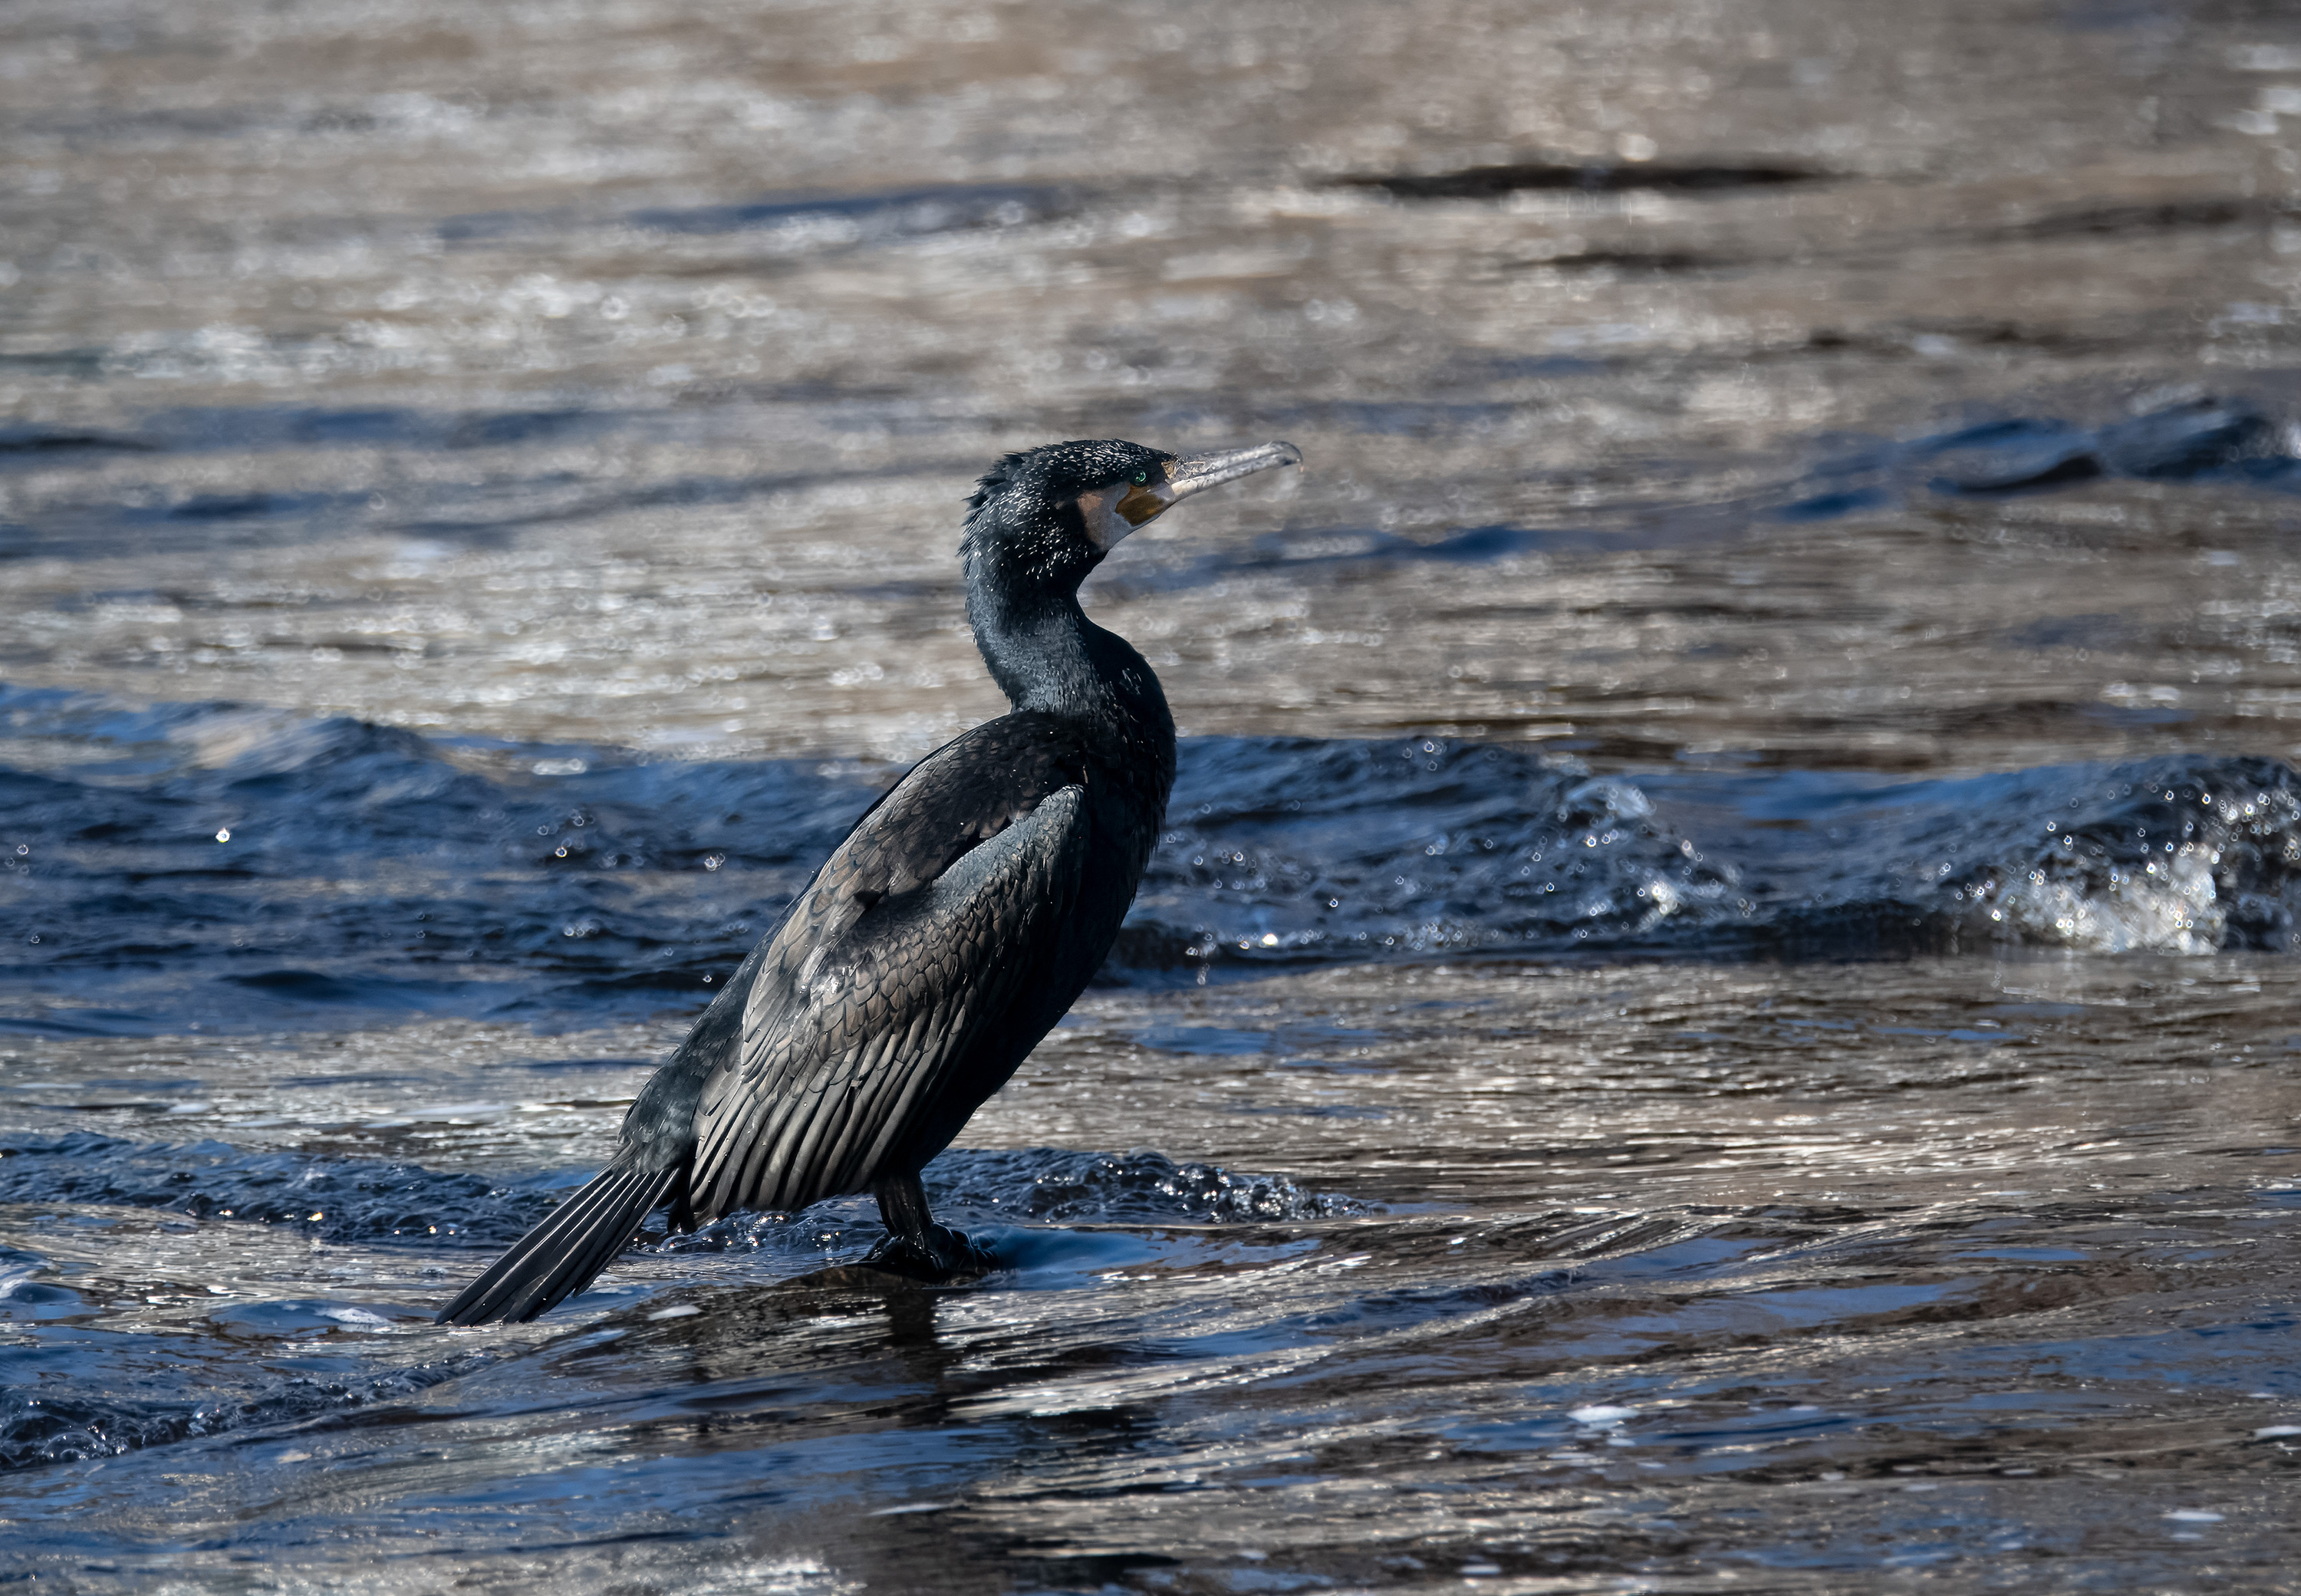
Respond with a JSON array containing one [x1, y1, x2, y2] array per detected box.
[[437, 1159, 682, 1325]]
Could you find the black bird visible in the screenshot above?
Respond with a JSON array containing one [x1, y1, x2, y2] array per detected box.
[[439, 436, 1302, 1324]]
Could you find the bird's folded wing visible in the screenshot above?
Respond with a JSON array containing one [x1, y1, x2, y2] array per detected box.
[[690, 781, 1089, 1216]]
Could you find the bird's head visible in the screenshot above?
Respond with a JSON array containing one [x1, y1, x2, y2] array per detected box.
[[960, 437, 1302, 601]]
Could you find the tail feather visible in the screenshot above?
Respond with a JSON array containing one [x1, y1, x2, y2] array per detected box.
[[439, 1161, 681, 1325]]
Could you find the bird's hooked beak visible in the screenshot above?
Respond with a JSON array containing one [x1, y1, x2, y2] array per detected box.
[[1083, 440, 1303, 551]]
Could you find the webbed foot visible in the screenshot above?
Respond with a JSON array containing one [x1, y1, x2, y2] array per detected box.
[[861, 1223, 997, 1282]]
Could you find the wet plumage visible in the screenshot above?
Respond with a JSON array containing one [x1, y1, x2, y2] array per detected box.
[[439, 436, 1300, 1323]]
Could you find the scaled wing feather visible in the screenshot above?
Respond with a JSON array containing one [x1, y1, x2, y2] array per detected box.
[[690, 783, 1088, 1218]]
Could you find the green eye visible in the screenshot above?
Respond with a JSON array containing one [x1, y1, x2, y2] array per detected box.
[[1132, 470, 1148, 484]]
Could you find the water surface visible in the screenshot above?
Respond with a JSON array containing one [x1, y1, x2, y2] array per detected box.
[[5, 0, 2301, 1590]]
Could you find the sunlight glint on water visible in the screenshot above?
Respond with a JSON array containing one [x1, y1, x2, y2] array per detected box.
[[5, 0, 2301, 1588]]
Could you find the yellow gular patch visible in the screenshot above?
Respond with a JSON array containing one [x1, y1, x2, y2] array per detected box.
[[1115, 482, 1167, 527]]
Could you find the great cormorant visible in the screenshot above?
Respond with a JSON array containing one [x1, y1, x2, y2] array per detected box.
[[439, 436, 1302, 1324]]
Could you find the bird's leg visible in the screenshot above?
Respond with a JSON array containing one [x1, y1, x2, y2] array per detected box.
[[862, 1171, 997, 1280]]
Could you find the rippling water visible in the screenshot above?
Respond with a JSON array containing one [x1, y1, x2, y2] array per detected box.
[[7, 0, 2301, 1589]]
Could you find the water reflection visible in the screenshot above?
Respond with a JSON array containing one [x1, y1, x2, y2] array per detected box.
[[5, 956, 2298, 1586]]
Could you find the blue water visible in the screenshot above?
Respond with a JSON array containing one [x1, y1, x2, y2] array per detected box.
[[5, 683, 2300, 1589], [8, 683, 2297, 1041]]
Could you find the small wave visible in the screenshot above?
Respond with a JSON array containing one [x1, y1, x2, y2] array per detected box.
[[0, 1342, 491, 1472], [1749, 754, 2301, 957], [0, 1132, 568, 1247], [1769, 397, 2299, 522], [0, 685, 880, 1030], [1921, 397, 2287, 495], [1940, 764, 2300, 953], [0, 1134, 1359, 1262], [940, 1146, 1367, 1225], [1102, 399, 2301, 586], [1132, 744, 2301, 969], [644, 1147, 1366, 1257], [1126, 737, 1740, 972], [5, 689, 2300, 1035]]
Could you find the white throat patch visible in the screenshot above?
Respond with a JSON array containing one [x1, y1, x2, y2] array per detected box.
[[1074, 480, 1171, 551]]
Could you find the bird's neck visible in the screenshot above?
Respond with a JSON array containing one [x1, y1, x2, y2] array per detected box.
[[968, 585, 1174, 749]]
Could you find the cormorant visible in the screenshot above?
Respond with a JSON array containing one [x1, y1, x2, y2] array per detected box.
[[439, 436, 1302, 1324]]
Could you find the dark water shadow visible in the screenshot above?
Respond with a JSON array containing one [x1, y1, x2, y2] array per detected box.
[[440, 182, 1085, 248], [1337, 159, 1829, 199]]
